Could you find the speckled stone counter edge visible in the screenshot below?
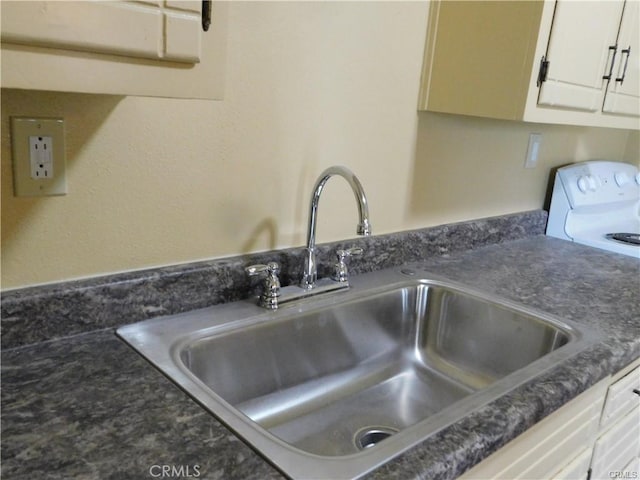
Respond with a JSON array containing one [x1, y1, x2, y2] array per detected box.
[[1, 210, 547, 349]]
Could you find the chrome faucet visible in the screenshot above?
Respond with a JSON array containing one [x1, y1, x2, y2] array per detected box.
[[245, 165, 371, 310], [302, 166, 371, 289]]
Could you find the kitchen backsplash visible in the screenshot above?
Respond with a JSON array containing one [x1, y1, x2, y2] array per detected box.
[[1, 210, 547, 349]]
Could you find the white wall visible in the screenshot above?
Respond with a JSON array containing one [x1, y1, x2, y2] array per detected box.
[[0, 2, 633, 290]]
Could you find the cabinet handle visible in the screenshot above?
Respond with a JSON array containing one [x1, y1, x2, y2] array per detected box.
[[633, 388, 640, 397], [616, 47, 631, 84], [602, 45, 618, 81], [202, 0, 212, 32]]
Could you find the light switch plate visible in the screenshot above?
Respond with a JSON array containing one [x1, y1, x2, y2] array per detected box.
[[11, 117, 67, 197], [524, 133, 542, 169]]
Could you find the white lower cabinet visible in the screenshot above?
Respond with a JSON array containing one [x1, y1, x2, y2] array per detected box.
[[459, 358, 640, 480], [553, 448, 593, 480], [590, 364, 640, 480]]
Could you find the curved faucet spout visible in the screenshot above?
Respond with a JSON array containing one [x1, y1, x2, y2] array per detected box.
[[302, 166, 371, 289]]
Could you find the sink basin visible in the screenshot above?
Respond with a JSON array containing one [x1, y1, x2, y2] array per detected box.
[[118, 268, 597, 479]]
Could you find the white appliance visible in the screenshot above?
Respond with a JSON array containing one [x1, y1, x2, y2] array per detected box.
[[547, 160, 640, 258]]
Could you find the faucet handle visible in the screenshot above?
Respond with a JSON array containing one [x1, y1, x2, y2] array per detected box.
[[245, 262, 281, 309], [246, 262, 280, 277], [336, 247, 363, 259], [333, 247, 363, 283]]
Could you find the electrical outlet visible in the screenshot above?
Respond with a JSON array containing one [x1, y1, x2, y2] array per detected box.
[[30, 136, 54, 179], [11, 117, 67, 197]]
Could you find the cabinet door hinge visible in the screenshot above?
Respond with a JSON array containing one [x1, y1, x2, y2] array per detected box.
[[537, 56, 549, 87]]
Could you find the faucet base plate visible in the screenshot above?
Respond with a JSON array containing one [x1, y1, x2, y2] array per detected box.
[[276, 279, 349, 308]]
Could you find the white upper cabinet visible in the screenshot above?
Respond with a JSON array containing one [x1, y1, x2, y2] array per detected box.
[[1, 1, 202, 63], [0, 1, 226, 99], [602, 0, 640, 117], [419, 0, 639, 129], [537, 1, 624, 112]]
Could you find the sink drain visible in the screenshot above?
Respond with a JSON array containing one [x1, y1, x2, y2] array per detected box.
[[354, 426, 398, 450]]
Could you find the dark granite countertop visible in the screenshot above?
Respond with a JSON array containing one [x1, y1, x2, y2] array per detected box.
[[369, 236, 639, 479], [2, 213, 639, 480]]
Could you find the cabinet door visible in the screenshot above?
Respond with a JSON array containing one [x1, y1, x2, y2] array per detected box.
[[552, 448, 592, 480], [537, 0, 624, 112], [0, 1, 226, 99], [590, 404, 640, 480], [1, 1, 202, 63], [602, 0, 640, 117], [600, 365, 640, 428]]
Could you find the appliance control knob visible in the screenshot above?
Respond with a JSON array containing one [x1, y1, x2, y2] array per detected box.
[[615, 172, 631, 187], [577, 176, 589, 193], [577, 175, 598, 193]]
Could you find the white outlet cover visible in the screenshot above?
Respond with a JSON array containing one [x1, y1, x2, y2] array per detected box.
[[10, 117, 67, 197], [29, 135, 54, 179]]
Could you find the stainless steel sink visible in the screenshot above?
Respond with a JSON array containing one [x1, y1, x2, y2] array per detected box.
[[118, 268, 598, 479]]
